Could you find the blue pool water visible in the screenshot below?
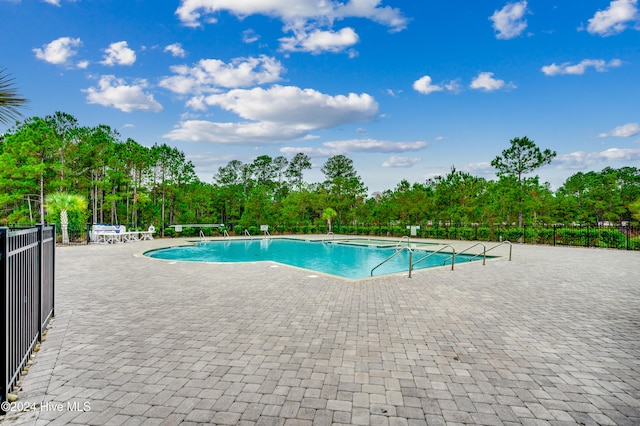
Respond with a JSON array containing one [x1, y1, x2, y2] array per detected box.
[[146, 239, 481, 279]]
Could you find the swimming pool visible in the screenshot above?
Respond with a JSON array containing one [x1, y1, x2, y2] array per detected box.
[[145, 238, 482, 279]]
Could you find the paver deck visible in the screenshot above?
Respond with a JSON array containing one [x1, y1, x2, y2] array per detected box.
[[1, 236, 639, 425]]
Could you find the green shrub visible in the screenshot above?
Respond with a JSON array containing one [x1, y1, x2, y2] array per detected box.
[[596, 229, 626, 248], [476, 227, 491, 241], [533, 228, 554, 244], [180, 227, 195, 237], [458, 227, 477, 241]]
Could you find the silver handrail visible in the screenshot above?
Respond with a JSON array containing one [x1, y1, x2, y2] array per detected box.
[[244, 229, 250, 237], [199, 230, 205, 240], [412, 245, 456, 271], [395, 235, 410, 249], [371, 246, 413, 277], [469, 241, 512, 261], [264, 229, 271, 238], [444, 242, 486, 266], [223, 229, 229, 239], [322, 232, 335, 243]]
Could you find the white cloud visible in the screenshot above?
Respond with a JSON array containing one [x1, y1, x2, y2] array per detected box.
[[196, 85, 378, 128], [382, 156, 422, 168], [598, 122, 640, 137], [541, 59, 622, 75], [76, 60, 89, 69], [490, 1, 529, 40], [159, 55, 285, 95], [42, 0, 78, 4], [164, 86, 378, 144], [242, 29, 260, 43], [281, 139, 427, 157], [469, 72, 515, 91], [164, 43, 186, 58], [175, 0, 406, 55], [413, 76, 463, 95], [587, 0, 639, 36], [33, 36, 81, 66], [413, 76, 443, 95], [556, 148, 640, 169], [324, 139, 428, 153], [444, 79, 463, 93], [175, 0, 408, 31], [464, 162, 494, 174], [84, 75, 163, 113], [164, 120, 306, 144], [279, 27, 359, 54], [100, 41, 136, 66]]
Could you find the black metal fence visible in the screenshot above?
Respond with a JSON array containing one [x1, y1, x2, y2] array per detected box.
[[318, 223, 640, 251], [1, 225, 55, 412], [416, 223, 640, 250]]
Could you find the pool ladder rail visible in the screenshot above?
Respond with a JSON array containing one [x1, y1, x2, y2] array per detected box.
[[321, 232, 335, 243], [442, 241, 513, 266], [370, 240, 513, 278], [371, 246, 414, 277]]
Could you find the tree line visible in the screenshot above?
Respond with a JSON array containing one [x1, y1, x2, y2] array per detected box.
[[1, 112, 639, 237]]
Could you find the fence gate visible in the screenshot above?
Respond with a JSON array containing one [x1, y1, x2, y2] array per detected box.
[[1, 225, 55, 413]]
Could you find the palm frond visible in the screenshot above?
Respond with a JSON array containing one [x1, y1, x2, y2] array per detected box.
[[0, 68, 28, 125]]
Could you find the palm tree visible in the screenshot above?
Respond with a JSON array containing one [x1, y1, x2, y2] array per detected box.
[[0, 68, 28, 125], [45, 192, 88, 244], [322, 207, 338, 233]]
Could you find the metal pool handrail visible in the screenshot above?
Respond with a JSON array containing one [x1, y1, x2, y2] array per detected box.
[[371, 246, 413, 277], [444, 242, 486, 266], [469, 240, 513, 261], [395, 235, 410, 249], [321, 232, 335, 243], [412, 245, 456, 271]]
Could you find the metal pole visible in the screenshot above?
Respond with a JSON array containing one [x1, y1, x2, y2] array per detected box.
[[627, 223, 631, 251], [1, 227, 8, 412], [51, 226, 56, 318], [408, 251, 412, 278], [451, 249, 455, 271], [37, 225, 43, 342]]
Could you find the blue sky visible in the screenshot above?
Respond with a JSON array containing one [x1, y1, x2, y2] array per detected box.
[[2, 0, 639, 193]]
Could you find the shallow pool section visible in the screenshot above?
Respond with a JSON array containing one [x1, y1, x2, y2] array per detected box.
[[146, 239, 482, 279]]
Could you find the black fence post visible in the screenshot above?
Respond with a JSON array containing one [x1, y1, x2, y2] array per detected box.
[[37, 225, 44, 342], [627, 223, 631, 251], [553, 224, 557, 246], [1, 227, 7, 413]]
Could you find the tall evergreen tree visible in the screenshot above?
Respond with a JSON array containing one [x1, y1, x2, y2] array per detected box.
[[491, 137, 556, 227]]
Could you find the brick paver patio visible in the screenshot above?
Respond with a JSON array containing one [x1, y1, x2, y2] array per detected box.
[[1, 237, 639, 425]]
